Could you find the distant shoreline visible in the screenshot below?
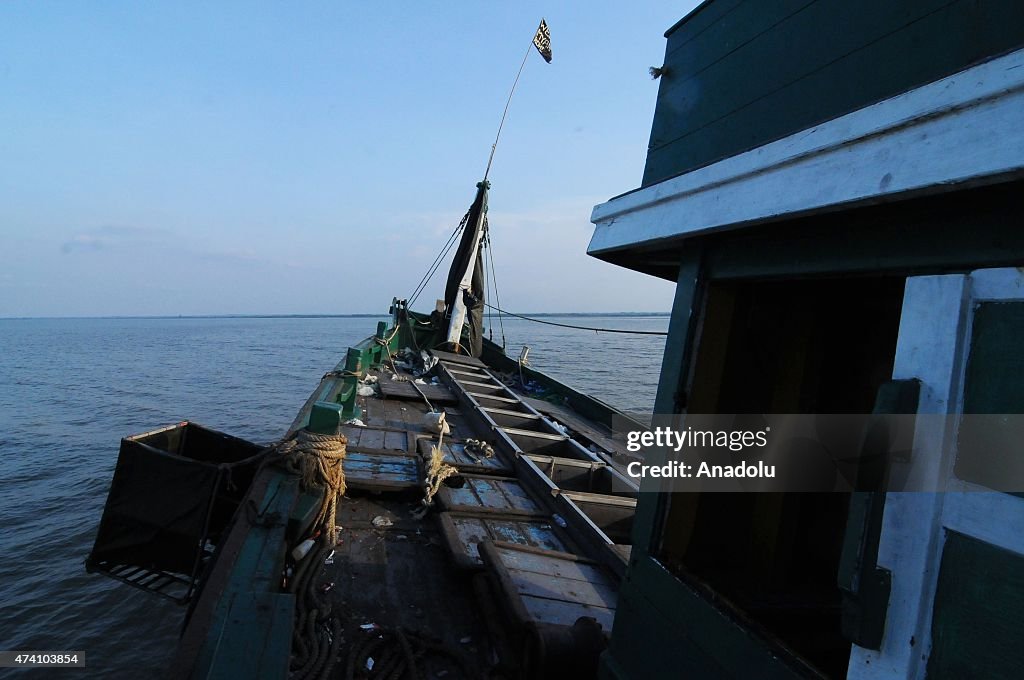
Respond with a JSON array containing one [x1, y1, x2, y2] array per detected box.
[[1, 312, 671, 321]]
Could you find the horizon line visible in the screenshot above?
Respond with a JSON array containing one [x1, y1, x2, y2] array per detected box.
[[0, 311, 672, 321]]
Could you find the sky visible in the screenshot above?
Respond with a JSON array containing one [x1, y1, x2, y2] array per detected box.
[[0, 2, 700, 317]]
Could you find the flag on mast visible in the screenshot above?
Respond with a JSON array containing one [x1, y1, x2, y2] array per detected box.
[[532, 19, 552, 63]]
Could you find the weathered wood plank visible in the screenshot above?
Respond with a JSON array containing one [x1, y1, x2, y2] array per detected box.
[[344, 458, 415, 473], [512, 569, 614, 614], [383, 430, 407, 451], [417, 438, 513, 475], [478, 541, 618, 633], [522, 396, 626, 458], [520, 596, 616, 631], [500, 480, 543, 513], [341, 425, 361, 447], [432, 349, 486, 368], [459, 379, 508, 394], [494, 546, 608, 583], [357, 428, 386, 450], [438, 513, 571, 569], [205, 591, 294, 679], [343, 451, 420, 490], [510, 569, 618, 609], [471, 478, 508, 509], [447, 366, 490, 378], [378, 379, 459, 404], [439, 476, 545, 516]]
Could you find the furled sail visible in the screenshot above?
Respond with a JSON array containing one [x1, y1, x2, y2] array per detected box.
[[443, 180, 488, 356]]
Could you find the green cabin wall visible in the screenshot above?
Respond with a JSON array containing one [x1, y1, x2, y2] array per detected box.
[[597, 188, 1024, 679], [927, 531, 1024, 679], [599, 3, 1024, 675], [599, 192, 1024, 679], [601, 251, 811, 679], [643, 0, 1024, 187]]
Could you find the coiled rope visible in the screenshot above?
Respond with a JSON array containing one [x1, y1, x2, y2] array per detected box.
[[278, 430, 347, 539], [343, 626, 471, 680], [272, 430, 348, 680]]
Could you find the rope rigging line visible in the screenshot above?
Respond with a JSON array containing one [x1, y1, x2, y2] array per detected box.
[[484, 39, 534, 182], [481, 303, 669, 335], [407, 215, 467, 307], [483, 221, 506, 348], [484, 237, 495, 344]]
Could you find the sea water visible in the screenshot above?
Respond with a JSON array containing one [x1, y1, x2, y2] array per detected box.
[[0, 314, 666, 678]]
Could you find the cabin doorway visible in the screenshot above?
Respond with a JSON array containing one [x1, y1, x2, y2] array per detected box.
[[657, 275, 907, 678]]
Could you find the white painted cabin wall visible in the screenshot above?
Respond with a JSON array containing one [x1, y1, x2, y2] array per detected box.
[[850, 269, 1024, 679]]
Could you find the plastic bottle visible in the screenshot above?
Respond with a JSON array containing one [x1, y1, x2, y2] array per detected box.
[[291, 538, 316, 561]]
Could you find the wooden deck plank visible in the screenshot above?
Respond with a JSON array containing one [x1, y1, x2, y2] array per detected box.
[[341, 425, 362, 447], [439, 477, 546, 516], [344, 458, 416, 474], [324, 494, 493, 677], [205, 591, 294, 679], [432, 349, 486, 368], [383, 430, 408, 451], [501, 479, 543, 513], [520, 596, 616, 630], [509, 569, 618, 609], [479, 541, 618, 634], [343, 451, 420, 490], [357, 428, 386, 450], [417, 438, 513, 475], [378, 379, 459, 404], [438, 513, 571, 569], [488, 519, 564, 552], [378, 401, 414, 431], [494, 547, 608, 583], [447, 367, 490, 380], [471, 478, 509, 510], [522, 396, 630, 460]]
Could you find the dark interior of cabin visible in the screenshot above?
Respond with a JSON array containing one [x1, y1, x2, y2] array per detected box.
[[658, 275, 906, 677]]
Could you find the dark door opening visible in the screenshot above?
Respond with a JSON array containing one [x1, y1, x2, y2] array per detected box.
[[657, 275, 906, 677]]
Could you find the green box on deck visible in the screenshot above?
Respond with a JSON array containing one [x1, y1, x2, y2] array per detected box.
[[309, 401, 343, 434]]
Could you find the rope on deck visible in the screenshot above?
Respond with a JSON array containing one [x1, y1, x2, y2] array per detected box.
[[418, 418, 459, 516], [344, 626, 472, 680]]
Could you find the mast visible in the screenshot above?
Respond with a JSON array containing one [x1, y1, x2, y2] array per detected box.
[[443, 181, 488, 356], [439, 19, 550, 355]]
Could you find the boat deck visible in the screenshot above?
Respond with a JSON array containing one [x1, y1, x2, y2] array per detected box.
[[318, 353, 638, 677], [171, 348, 640, 679], [326, 491, 493, 677]]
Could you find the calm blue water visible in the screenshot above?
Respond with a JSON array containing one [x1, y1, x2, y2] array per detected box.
[[0, 315, 666, 678]]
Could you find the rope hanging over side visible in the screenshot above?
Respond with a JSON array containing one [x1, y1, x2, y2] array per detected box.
[[279, 429, 348, 532], [482, 303, 669, 335], [270, 430, 348, 680]]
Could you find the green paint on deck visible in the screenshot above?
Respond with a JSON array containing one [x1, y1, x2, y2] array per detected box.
[[191, 474, 298, 680]]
